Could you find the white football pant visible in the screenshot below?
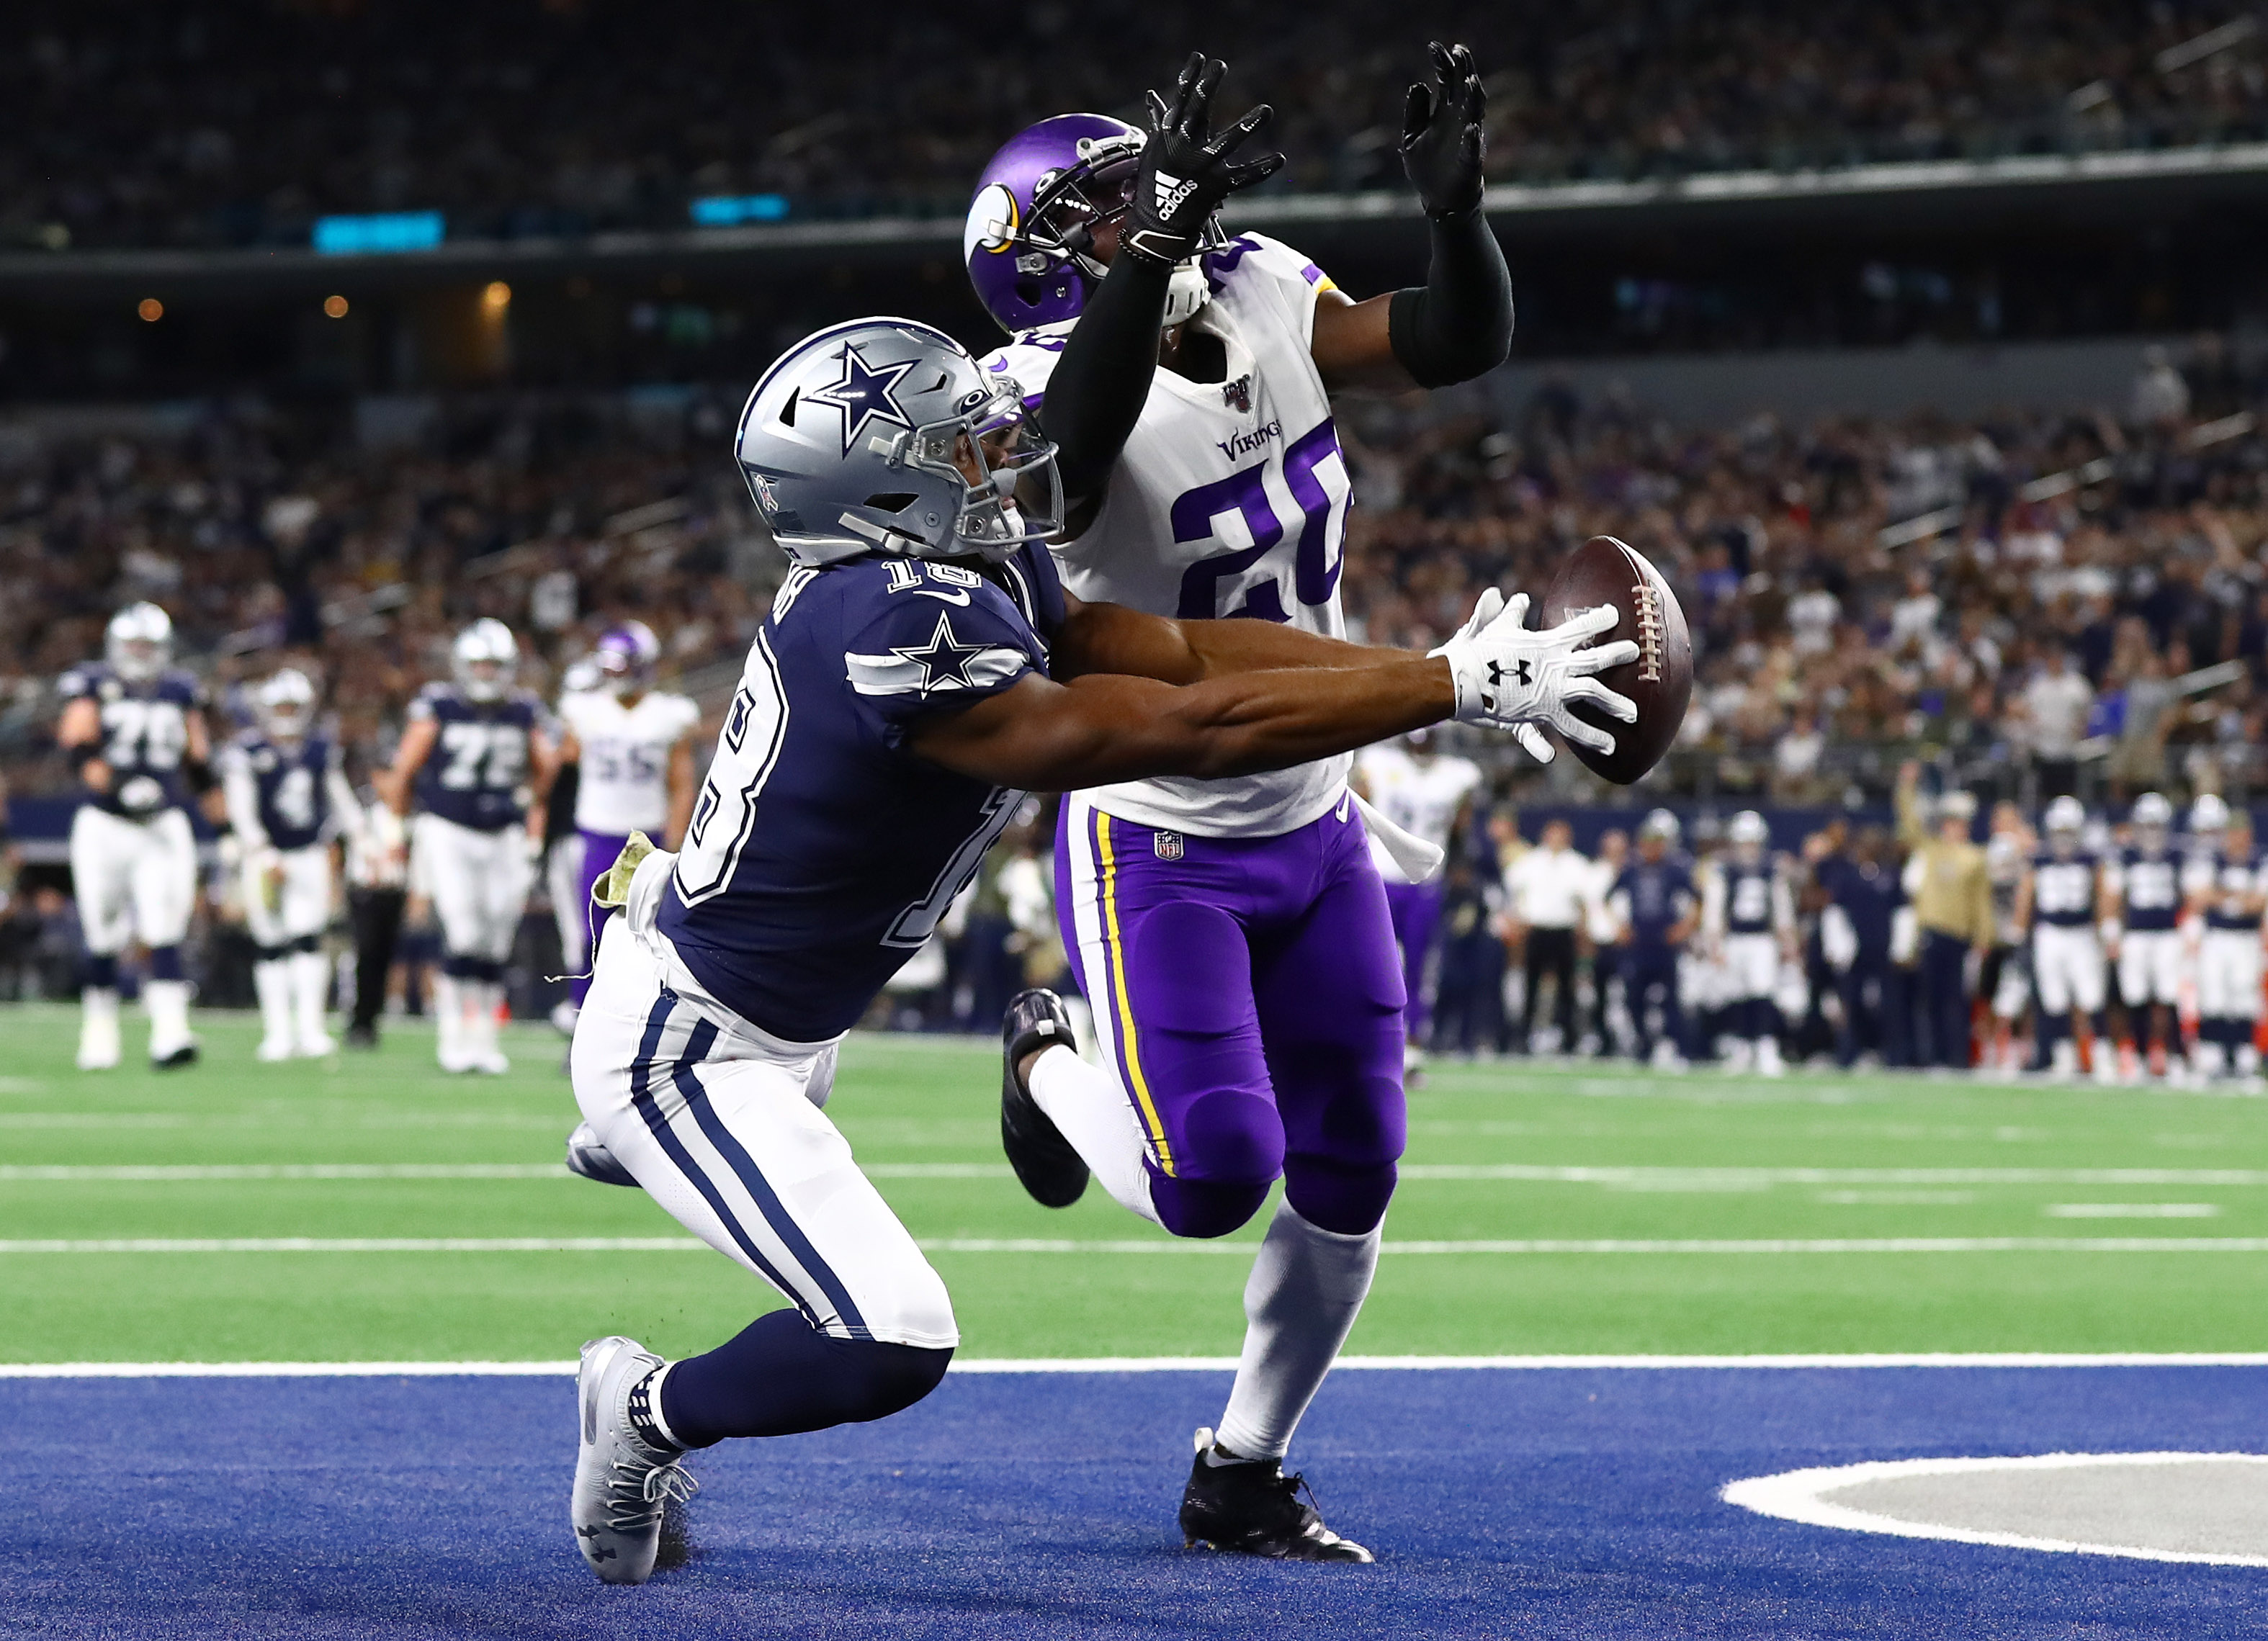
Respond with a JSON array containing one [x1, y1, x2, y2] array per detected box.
[[71, 805, 197, 1065], [2117, 929, 2184, 1007], [2033, 924, 2106, 1017], [570, 927, 956, 1350]]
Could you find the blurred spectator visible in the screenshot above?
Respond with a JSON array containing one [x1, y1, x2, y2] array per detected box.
[[2022, 649, 2095, 799], [1501, 818, 1589, 1054]]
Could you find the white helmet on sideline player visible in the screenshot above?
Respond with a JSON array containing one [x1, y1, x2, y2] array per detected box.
[[2045, 795, 2085, 855], [2191, 793, 2230, 835], [2132, 791, 2173, 850], [106, 602, 172, 682], [1639, 809, 1681, 845], [256, 667, 316, 744], [452, 619, 519, 703], [1729, 809, 1768, 865]]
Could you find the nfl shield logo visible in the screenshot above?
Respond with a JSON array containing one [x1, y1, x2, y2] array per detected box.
[[1154, 830, 1184, 862]]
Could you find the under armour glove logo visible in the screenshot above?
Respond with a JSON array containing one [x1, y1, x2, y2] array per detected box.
[[1487, 658, 1533, 687]]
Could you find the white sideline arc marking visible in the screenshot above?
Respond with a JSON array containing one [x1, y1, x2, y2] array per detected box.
[[9, 1236, 2268, 1255], [7, 1354, 2268, 1379], [1723, 1452, 2268, 1569]]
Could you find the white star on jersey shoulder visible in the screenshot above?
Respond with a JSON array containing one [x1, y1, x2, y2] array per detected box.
[[846, 612, 1028, 698]]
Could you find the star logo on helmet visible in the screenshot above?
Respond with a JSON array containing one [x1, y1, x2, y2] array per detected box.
[[804, 342, 919, 456], [892, 613, 987, 691]]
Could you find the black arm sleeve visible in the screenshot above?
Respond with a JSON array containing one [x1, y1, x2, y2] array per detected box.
[[1386, 209, 1514, 390], [1038, 253, 1172, 502]]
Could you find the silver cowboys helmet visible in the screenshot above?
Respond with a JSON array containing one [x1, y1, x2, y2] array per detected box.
[[2045, 794, 2085, 851], [2131, 791, 2174, 842], [256, 667, 316, 743], [733, 318, 1063, 569], [1639, 809, 1682, 845], [107, 601, 173, 682], [2191, 793, 2231, 835], [1729, 809, 1769, 858], [452, 618, 519, 703]]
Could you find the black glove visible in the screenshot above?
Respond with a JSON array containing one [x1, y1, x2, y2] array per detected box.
[[1400, 40, 1487, 219], [1121, 53, 1283, 268]]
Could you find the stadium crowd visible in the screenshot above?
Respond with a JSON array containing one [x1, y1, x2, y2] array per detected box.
[[4, 336, 2268, 1063], [8, 0, 2266, 250]]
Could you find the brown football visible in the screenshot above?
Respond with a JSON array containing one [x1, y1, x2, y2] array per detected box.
[[1536, 535, 1693, 784]]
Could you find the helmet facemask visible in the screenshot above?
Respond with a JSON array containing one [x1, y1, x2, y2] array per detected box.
[[1015, 136, 1225, 331], [879, 381, 1064, 564]]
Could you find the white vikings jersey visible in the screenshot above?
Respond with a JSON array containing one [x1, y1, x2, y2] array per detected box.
[[982, 232, 1353, 837], [1355, 742, 1481, 874], [559, 688, 699, 836]]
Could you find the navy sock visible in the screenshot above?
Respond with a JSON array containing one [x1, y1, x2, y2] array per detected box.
[[84, 953, 119, 991], [658, 1309, 951, 1448], [147, 945, 184, 983]]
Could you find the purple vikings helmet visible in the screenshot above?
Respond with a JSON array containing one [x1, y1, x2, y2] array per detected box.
[[593, 621, 660, 697], [964, 113, 1226, 336]]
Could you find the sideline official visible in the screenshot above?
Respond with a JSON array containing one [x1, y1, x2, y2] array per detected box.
[[1896, 762, 1991, 1068]]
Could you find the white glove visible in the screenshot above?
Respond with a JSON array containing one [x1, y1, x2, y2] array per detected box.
[[1431, 591, 1640, 764]]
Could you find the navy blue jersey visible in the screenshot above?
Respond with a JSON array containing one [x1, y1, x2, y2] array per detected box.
[[2030, 852, 2099, 928], [1819, 853, 1901, 955], [228, 733, 337, 853], [1721, 860, 1779, 935], [659, 545, 1064, 1041], [60, 662, 205, 818], [410, 684, 541, 832], [2116, 847, 2182, 932], [2195, 850, 2265, 931], [1613, 859, 1695, 950]]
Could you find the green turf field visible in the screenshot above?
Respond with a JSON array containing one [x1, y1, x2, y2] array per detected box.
[[4, 1002, 2267, 1362]]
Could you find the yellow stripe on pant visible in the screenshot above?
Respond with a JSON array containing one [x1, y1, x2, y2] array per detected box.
[[1093, 806, 1175, 1174]]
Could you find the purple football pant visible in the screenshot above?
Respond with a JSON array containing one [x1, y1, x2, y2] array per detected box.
[[569, 830, 630, 1009], [1055, 793, 1407, 1241], [1383, 881, 1442, 1043]]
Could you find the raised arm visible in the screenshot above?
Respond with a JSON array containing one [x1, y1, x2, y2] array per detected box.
[[1309, 42, 1512, 392]]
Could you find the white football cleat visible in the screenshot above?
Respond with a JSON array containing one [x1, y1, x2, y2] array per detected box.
[[573, 1335, 696, 1585], [77, 992, 122, 1071], [296, 1033, 337, 1059], [256, 1035, 295, 1063], [1755, 1037, 1785, 1077], [471, 1048, 511, 1076]]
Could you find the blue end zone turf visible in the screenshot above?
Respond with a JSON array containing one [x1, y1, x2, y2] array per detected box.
[[9, 1365, 2264, 1638]]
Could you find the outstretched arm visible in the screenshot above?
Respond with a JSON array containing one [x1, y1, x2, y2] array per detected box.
[[1052, 591, 1412, 685], [1311, 42, 1512, 392]]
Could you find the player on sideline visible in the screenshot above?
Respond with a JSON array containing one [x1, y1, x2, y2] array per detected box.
[[2105, 791, 2187, 1081], [967, 48, 1520, 1557], [57, 603, 215, 1069], [1610, 809, 1698, 1068], [563, 315, 1636, 1584], [1353, 732, 1482, 1066], [552, 623, 699, 1033], [2016, 796, 2112, 1082], [2184, 795, 2264, 1083], [380, 619, 555, 1074], [222, 669, 359, 1060], [1703, 811, 1795, 1075]]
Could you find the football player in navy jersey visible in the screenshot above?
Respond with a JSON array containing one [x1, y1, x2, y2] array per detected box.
[[2016, 796, 2111, 1082], [966, 49, 1518, 1558], [56, 603, 215, 1069], [1704, 811, 1796, 1075], [1608, 810, 1698, 1068], [2105, 791, 2187, 1080], [223, 669, 360, 1061], [2183, 795, 2265, 1083], [562, 315, 1636, 1585], [380, 619, 557, 1074]]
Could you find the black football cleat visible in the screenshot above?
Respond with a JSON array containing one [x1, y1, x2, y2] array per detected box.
[[1000, 989, 1088, 1208], [1178, 1428, 1373, 1563], [152, 1042, 200, 1070]]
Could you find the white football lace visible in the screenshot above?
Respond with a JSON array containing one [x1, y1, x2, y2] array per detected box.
[[603, 1455, 699, 1529]]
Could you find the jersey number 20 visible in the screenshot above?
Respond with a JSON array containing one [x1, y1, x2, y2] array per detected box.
[[1172, 418, 1348, 621]]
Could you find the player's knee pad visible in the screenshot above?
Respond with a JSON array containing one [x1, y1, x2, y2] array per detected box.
[[146, 945, 184, 982], [1149, 1171, 1272, 1240], [1283, 1156, 1397, 1236], [1175, 1087, 1285, 1189]]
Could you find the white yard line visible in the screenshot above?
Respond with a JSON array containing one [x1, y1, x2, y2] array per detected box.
[[6, 1235, 2268, 1255], [6, 1352, 2268, 1378]]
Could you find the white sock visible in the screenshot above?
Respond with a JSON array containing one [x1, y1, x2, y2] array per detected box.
[[1214, 1200, 1381, 1463], [254, 960, 292, 1044], [290, 950, 330, 1044], [433, 974, 463, 1061], [1027, 1043, 1159, 1225], [145, 979, 192, 1053], [472, 980, 503, 1057]]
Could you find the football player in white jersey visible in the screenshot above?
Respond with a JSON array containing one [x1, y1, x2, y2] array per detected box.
[[2183, 795, 2265, 1082], [2104, 791, 2187, 1079], [2016, 796, 2112, 1082], [222, 669, 361, 1060], [380, 619, 557, 1073], [970, 50, 1536, 1558], [1353, 731, 1482, 1061], [553, 622, 700, 1030], [57, 603, 215, 1069]]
